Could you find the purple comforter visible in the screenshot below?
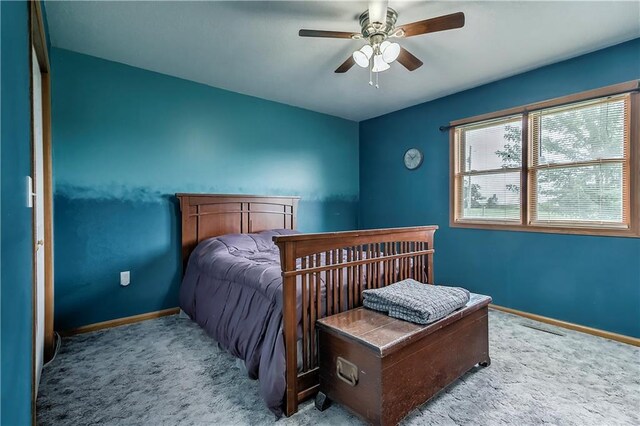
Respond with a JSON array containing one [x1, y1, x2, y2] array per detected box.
[[179, 229, 300, 417]]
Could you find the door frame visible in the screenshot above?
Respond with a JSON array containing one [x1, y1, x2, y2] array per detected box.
[[29, 0, 53, 419]]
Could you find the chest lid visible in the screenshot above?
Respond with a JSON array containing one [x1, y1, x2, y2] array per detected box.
[[316, 293, 491, 357]]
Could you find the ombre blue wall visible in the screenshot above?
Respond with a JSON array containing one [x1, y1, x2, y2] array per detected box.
[[1, 1, 34, 423], [360, 38, 640, 337], [51, 48, 359, 330]]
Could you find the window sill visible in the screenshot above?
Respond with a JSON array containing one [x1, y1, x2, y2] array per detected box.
[[450, 220, 639, 238]]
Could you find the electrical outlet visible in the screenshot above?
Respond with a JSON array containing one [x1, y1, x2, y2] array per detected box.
[[120, 271, 130, 287]]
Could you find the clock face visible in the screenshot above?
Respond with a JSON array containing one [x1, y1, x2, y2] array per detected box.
[[403, 148, 423, 170]]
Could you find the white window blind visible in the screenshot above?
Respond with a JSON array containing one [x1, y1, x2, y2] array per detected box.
[[455, 116, 522, 221], [529, 95, 629, 228]]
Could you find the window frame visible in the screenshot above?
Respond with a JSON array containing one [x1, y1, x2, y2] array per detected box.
[[449, 81, 640, 238]]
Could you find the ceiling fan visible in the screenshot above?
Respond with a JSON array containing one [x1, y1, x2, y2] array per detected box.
[[299, 1, 465, 87]]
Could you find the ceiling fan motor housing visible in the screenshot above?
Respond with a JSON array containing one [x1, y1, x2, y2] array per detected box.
[[359, 7, 398, 40]]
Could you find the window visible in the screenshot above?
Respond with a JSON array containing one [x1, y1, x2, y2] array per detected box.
[[530, 97, 629, 227], [451, 81, 639, 237], [455, 116, 523, 222]]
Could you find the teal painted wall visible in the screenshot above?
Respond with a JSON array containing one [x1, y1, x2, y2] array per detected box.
[[51, 48, 359, 329], [1, 1, 34, 423], [360, 38, 640, 337]]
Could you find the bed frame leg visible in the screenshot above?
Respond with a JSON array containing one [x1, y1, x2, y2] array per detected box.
[[479, 357, 491, 367], [315, 392, 331, 411]]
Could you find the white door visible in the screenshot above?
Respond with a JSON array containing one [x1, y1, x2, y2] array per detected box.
[[32, 46, 45, 390]]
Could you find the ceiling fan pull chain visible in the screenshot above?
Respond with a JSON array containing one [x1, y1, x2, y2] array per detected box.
[[375, 69, 379, 89], [369, 58, 373, 86]]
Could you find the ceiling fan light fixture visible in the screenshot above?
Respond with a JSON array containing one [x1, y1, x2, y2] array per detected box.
[[372, 54, 390, 72], [361, 44, 373, 58], [381, 42, 400, 63], [353, 51, 369, 68], [352, 44, 374, 68]]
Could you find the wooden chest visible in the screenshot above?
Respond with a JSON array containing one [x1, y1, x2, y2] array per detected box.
[[315, 294, 492, 425]]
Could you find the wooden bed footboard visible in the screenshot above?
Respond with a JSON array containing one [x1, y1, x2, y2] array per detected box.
[[273, 226, 438, 416]]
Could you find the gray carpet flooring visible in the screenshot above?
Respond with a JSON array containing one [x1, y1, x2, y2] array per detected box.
[[37, 311, 640, 425]]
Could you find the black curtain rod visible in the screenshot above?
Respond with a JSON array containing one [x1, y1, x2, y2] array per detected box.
[[438, 85, 640, 133]]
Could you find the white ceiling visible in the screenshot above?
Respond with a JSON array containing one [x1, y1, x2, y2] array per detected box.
[[45, 1, 640, 121]]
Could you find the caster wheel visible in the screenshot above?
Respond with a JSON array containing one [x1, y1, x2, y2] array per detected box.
[[479, 358, 491, 367], [315, 391, 331, 411]]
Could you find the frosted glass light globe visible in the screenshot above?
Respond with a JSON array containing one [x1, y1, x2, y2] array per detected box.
[[352, 44, 374, 68], [381, 42, 400, 63], [372, 54, 390, 72]]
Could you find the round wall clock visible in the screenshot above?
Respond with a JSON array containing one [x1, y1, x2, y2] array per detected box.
[[403, 148, 423, 170]]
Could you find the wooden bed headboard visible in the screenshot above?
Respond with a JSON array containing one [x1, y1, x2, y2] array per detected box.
[[176, 193, 300, 271]]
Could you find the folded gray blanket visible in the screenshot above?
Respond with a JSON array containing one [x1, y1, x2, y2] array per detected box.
[[362, 279, 470, 325]]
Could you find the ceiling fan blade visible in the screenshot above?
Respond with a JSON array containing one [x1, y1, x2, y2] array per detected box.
[[397, 47, 423, 71], [335, 56, 356, 73], [299, 29, 358, 39], [397, 12, 465, 38], [368, 0, 388, 24]]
